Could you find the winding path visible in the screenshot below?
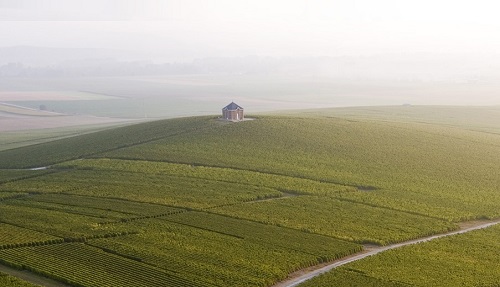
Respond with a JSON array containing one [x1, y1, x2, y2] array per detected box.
[[274, 219, 500, 287], [1, 220, 499, 287]]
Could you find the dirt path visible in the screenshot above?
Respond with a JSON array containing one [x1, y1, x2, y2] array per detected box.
[[274, 219, 500, 287], [0, 263, 70, 287], [2, 220, 499, 287]]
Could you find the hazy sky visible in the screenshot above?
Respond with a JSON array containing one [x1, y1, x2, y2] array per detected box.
[[1, 0, 500, 60]]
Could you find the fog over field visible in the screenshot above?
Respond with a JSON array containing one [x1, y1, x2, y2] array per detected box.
[[1, 0, 500, 122]]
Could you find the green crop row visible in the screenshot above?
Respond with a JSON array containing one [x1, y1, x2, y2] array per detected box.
[[0, 169, 282, 209], [0, 170, 52, 184], [0, 170, 82, 193], [89, 217, 361, 287], [0, 202, 135, 238], [98, 116, 500, 222], [0, 272, 40, 287], [299, 269, 410, 287], [1, 113, 499, 286], [0, 223, 59, 246], [26, 193, 184, 216], [8, 198, 137, 221], [56, 158, 355, 195], [213, 196, 457, 245], [300, 224, 500, 287], [0, 192, 29, 201], [333, 189, 500, 222], [163, 211, 362, 258], [0, 232, 135, 251], [0, 243, 205, 287], [18, 193, 188, 225], [0, 116, 218, 169]]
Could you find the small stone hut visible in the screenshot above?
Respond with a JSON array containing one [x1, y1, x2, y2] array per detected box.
[[222, 102, 244, 121]]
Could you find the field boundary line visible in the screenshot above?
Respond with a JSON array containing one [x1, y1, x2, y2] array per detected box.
[[100, 157, 366, 191], [273, 219, 500, 287], [331, 196, 453, 222]]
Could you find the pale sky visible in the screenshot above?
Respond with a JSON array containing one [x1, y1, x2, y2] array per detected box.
[[1, 0, 500, 60]]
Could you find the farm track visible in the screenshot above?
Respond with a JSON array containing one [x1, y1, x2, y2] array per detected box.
[[2, 219, 497, 287], [273, 219, 500, 287]]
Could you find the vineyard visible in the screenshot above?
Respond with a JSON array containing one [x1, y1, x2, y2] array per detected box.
[[0, 272, 39, 287], [89, 218, 360, 286], [0, 108, 500, 286], [299, 225, 500, 287], [99, 116, 500, 222], [0, 243, 202, 287], [55, 158, 356, 195], [0, 223, 59, 247], [212, 196, 456, 245], [0, 116, 218, 169], [0, 170, 51, 184], [0, 169, 282, 209]]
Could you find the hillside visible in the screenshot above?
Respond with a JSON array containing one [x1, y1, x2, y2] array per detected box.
[[1, 106, 500, 286]]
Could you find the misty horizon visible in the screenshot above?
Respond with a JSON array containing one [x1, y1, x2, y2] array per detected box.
[[1, 0, 500, 110], [2, 0, 500, 59]]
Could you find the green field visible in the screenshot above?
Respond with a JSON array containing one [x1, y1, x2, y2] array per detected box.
[[0, 272, 40, 287], [300, 225, 500, 287], [0, 170, 51, 184], [1, 106, 500, 286], [0, 116, 215, 168]]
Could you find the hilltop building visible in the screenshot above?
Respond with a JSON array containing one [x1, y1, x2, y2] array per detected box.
[[222, 102, 244, 121]]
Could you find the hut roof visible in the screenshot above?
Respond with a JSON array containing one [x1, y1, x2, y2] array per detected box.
[[223, 102, 243, 111]]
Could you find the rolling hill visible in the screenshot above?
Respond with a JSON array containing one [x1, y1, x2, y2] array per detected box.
[[0, 106, 499, 286]]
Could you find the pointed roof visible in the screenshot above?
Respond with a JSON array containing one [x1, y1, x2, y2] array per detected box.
[[223, 102, 243, 111]]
